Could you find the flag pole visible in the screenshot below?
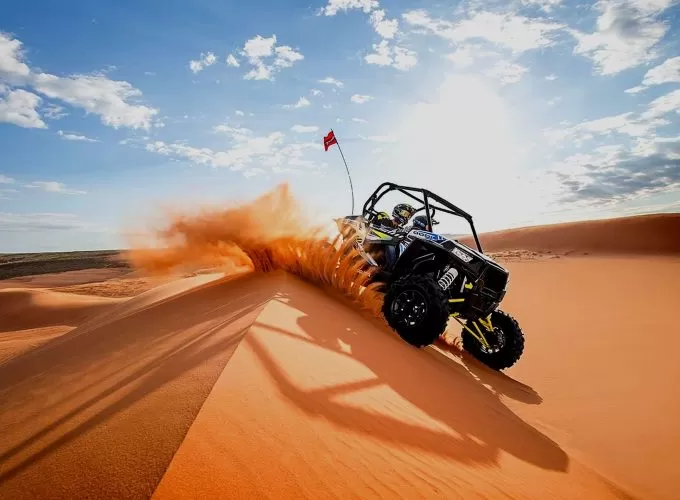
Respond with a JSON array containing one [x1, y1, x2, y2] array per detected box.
[[331, 128, 355, 214]]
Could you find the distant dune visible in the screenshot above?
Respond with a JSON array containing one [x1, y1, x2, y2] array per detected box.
[[460, 213, 680, 256], [0, 250, 128, 281]]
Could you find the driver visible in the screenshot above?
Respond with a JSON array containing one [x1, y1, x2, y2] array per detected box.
[[411, 214, 439, 232], [392, 203, 416, 227], [374, 203, 416, 229]]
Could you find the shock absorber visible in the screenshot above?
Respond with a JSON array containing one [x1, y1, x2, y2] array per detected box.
[[438, 267, 458, 290]]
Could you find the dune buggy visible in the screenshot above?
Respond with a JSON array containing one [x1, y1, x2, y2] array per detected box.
[[336, 182, 525, 371]]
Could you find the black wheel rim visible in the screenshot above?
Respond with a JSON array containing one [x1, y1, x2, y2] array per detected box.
[[391, 289, 428, 327]]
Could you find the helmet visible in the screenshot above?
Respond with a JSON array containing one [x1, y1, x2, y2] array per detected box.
[[412, 215, 429, 230], [392, 203, 416, 225]]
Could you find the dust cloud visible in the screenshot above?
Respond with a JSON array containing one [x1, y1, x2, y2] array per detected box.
[[124, 183, 385, 316]]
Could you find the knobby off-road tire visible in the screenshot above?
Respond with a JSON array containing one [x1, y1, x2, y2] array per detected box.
[[382, 274, 449, 347], [461, 309, 525, 371]]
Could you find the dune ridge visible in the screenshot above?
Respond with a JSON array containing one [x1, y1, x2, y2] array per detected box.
[[461, 213, 680, 255]]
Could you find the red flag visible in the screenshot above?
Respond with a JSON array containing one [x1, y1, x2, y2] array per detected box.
[[323, 130, 337, 151]]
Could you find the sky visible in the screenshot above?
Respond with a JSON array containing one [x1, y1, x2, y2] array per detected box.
[[1, 0, 680, 252]]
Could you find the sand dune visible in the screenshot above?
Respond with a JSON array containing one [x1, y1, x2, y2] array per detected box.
[[0, 268, 131, 290], [0, 288, 124, 333], [1, 196, 679, 499], [2, 254, 678, 498], [0, 272, 272, 499], [460, 213, 680, 255]]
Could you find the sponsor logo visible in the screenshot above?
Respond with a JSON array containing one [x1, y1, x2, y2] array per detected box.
[[411, 230, 447, 242], [452, 247, 473, 263]]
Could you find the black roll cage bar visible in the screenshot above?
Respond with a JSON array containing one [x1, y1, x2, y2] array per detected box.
[[361, 182, 484, 253]]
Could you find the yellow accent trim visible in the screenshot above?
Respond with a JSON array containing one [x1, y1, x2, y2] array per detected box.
[[450, 316, 490, 349], [370, 229, 391, 239], [478, 316, 493, 332], [448, 298, 465, 303], [464, 282, 473, 289], [473, 321, 491, 349]]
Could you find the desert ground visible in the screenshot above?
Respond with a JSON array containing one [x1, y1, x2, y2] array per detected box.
[[1, 213, 679, 499]]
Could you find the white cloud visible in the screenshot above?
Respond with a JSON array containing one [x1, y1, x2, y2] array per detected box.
[[32, 72, 159, 130], [546, 73, 558, 81], [446, 44, 497, 68], [0, 33, 160, 131], [273, 45, 304, 68], [352, 117, 368, 123], [641, 88, 680, 120], [189, 52, 217, 73], [625, 85, 646, 94], [240, 35, 304, 81], [320, 0, 404, 60], [351, 94, 373, 104], [547, 136, 680, 206], [544, 102, 674, 147], [0, 32, 31, 84], [311, 88, 323, 96], [485, 60, 528, 84], [570, 0, 674, 75], [364, 40, 418, 70], [520, 0, 563, 12], [283, 96, 311, 109], [318, 76, 344, 87], [320, 0, 379, 16], [243, 35, 277, 60], [0, 174, 14, 184], [235, 109, 245, 116], [212, 124, 252, 141], [291, 124, 319, 133], [57, 130, 99, 142], [369, 9, 399, 39], [641, 56, 680, 85], [226, 54, 240, 67], [43, 103, 67, 119], [146, 129, 322, 177], [0, 88, 45, 128], [625, 56, 680, 93], [25, 181, 87, 195], [403, 10, 564, 54]]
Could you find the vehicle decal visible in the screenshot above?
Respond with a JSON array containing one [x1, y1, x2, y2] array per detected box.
[[370, 229, 393, 240], [410, 229, 447, 242]]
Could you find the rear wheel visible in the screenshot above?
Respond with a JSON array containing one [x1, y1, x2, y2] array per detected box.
[[382, 274, 449, 347], [461, 309, 524, 370]]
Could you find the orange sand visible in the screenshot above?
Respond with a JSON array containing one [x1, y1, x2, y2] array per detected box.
[[460, 213, 680, 255], [1, 186, 679, 499]]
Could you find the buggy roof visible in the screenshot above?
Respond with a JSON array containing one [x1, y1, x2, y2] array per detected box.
[[362, 182, 474, 222], [361, 182, 484, 253]]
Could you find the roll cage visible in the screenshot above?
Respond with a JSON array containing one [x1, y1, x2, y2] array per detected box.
[[361, 182, 485, 254]]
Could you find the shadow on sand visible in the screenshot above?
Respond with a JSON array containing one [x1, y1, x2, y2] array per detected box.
[[245, 283, 568, 472], [0, 273, 276, 498]]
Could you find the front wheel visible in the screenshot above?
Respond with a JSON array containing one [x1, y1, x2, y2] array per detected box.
[[382, 274, 449, 347], [461, 310, 525, 371]]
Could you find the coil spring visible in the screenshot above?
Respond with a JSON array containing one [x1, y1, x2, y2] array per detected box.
[[438, 267, 458, 290]]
